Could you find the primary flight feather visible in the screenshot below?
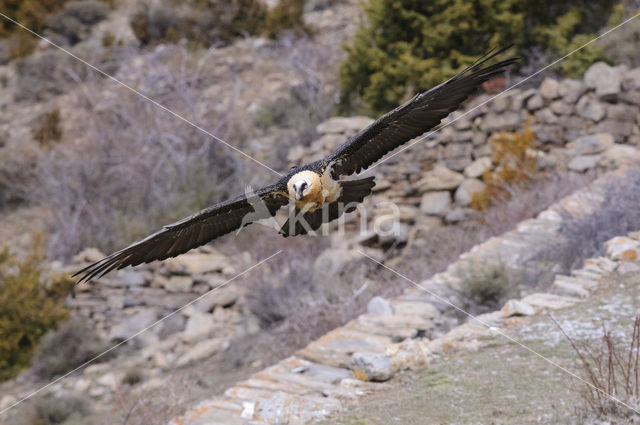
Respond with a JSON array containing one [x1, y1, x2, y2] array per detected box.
[[74, 47, 517, 283]]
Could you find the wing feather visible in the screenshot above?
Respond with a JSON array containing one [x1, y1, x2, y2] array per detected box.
[[74, 181, 289, 283], [326, 47, 518, 176]]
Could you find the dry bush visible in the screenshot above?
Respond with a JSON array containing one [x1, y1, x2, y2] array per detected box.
[[114, 385, 187, 425], [47, 0, 109, 45], [30, 314, 112, 379], [32, 108, 63, 147], [556, 315, 640, 422], [223, 235, 401, 366], [17, 393, 91, 425], [14, 50, 76, 102], [556, 165, 640, 272], [24, 46, 253, 258], [473, 123, 540, 210], [454, 261, 521, 314]]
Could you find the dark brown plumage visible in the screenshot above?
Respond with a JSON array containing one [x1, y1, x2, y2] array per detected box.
[[74, 47, 517, 283]]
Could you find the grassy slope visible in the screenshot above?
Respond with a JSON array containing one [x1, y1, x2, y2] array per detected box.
[[324, 268, 640, 425]]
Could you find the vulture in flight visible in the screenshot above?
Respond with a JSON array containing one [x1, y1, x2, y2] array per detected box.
[[75, 47, 517, 283]]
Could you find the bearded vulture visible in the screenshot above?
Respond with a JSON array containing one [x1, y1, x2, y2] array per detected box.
[[74, 47, 517, 283]]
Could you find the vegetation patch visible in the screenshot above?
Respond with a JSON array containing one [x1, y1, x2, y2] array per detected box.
[[0, 235, 74, 381]]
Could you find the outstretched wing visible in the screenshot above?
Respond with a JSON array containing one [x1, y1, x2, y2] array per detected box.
[[74, 181, 289, 283], [326, 47, 518, 176]]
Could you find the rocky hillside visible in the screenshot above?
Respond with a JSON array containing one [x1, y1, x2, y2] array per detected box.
[[3, 58, 640, 424]]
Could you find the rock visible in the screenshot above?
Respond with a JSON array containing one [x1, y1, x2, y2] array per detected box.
[[164, 253, 229, 275], [378, 222, 409, 245], [175, 338, 225, 367], [445, 208, 473, 223], [297, 328, 391, 368], [109, 308, 157, 341], [575, 96, 606, 121], [464, 157, 492, 179], [72, 247, 105, 264], [479, 112, 522, 131], [553, 279, 590, 298], [419, 191, 451, 216], [163, 275, 193, 293], [549, 100, 572, 115], [591, 119, 635, 138], [117, 270, 147, 286], [536, 108, 559, 124], [567, 154, 601, 172], [0, 395, 17, 411], [539, 77, 559, 100], [526, 94, 544, 111], [502, 299, 535, 317], [605, 236, 640, 261], [193, 286, 239, 312], [182, 310, 216, 342], [606, 104, 637, 122], [567, 133, 614, 155], [585, 62, 621, 101], [367, 296, 392, 315], [390, 300, 439, 319], [385, 339, 430, 371], [601, 144, 640, 168], [416, 165, 464, 192], [558, 79, 586, 103], [454, 179, 486, 206], [520, 293, 578, 311], [623, 68, 640, 90], [351, 352, 393, 382], [316, 116, 374, 135], [312, 248, 361, 285], [97, 372, 118, 390]]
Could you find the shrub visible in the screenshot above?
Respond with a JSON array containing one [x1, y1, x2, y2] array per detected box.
[[454, 261, 521, 314], [21, 393, 91, 425], [30, 314, 111, 379], [0, 235, 74, 381], [131, 0, 267, 47], [338, 0, 619, 115], [556, 315, 640, 421], [46, 1, 110, 46], [264, 0, 310, 39], [475, 122, 541, 210], [14, 50, 75, 102], [32, 108, 63, 147]]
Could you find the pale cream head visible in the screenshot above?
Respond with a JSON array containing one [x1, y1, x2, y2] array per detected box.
[[287, 170, 322, 202]]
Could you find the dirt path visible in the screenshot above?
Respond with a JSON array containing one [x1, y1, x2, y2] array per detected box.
[[323, 268, 640, 425]]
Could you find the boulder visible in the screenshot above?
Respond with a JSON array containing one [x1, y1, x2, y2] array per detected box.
[[419, 191, 452, 216], [163, 275, 193, 293], [416, 165, 464, 192], [605, 236, 640, 261], [175, 338, 225, 367], [109, 308, 157, 341], [558, 79, 586, 103], [623, 68, 640, 90], [72, 247, 105, 264], [601, 144, 640, 168], [454, 179, 486, 206], [566, 133, 614, 156], [502, 299, 535, 317], [164, 252, 229, 275], [351, 352, 393, 382], [464, 157, 492, 179], [585, 62, 621, 101], [567, 154, 601, 172], [539, 77, 559, 100], [526, 94, 544, 111], [182, 310, 217, 342], [367, 296, 393, 315], [575, 96, 606, 122]]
